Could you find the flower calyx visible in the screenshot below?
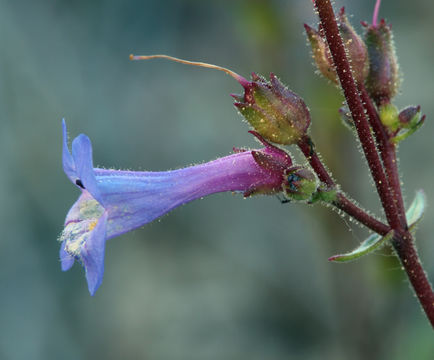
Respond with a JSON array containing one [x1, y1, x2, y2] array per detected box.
[[363, 18, 400, 106], [282, 166, 318, 202], [242, 130, 294, 197], [232, 73, 311, 145]]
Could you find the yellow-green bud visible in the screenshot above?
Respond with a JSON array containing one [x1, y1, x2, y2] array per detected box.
[[233, 73, 311, 145]]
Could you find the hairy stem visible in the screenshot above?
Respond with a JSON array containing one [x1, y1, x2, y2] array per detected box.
[[297, 135, 335, 187], [314, 0, 434, 327], [392, 233, 434, 327], [314, 0, 401, 230], [359, 84, 407, 228], [298, 135, 389, 235], [334, 194, 389, 236]]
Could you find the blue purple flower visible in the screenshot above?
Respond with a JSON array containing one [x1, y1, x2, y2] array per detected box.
[[59, 120, 296, 295]]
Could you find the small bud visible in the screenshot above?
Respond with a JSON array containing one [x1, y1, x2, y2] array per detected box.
[[391, 106, 425, 144], [304, 24, 338, 84], [398, 105, 421, 128], [282, 167, 317, 202], [379, 103, 399, 132], [305, 8, 369, 85], [233, 73, 311, 145], [364, 19, 400, 105]]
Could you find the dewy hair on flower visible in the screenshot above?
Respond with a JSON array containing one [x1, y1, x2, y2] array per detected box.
[[59, 120, 316, 295]]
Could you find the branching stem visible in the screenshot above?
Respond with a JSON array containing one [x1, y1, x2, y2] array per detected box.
[[298, 135, 389, 236], [358, 84, 407, 228], [314, 0, 434, 327]]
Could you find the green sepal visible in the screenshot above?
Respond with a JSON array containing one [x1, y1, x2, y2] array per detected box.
[[406, 190, 426, 232], [310, 188, 337, 204], [391, 119, 425, 145], [328, 230, 394, 262]]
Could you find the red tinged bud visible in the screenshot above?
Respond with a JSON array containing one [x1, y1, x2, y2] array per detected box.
[[364, 19, 400, 105], [337, 8, 369, 85], [391, 105, 425, 144], [398, 105, 421, 128]]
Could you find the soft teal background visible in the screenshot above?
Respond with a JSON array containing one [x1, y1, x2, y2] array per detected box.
[[1, 0, 433, 359]]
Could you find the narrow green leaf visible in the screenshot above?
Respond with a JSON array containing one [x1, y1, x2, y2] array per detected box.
[[328, 230, 394, 262], [329, 191, 426, 263], [406, 190, 426, 231]]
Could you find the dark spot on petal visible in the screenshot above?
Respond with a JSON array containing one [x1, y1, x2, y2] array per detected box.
[[76, 179, 85, 189]]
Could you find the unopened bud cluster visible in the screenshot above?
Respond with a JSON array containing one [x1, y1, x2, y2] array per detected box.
[[304, 8, 424, 143]]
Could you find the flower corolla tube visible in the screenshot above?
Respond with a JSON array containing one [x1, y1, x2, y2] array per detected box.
[[59, 120, 296, 295]]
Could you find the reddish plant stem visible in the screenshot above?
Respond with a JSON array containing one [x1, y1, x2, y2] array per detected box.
[[393, 232, 434, 327], [358, 84, 407, 228], [360, 85, 434, 325], [388, 149, 406, 225], [314, 0, 401, 231], [314, 0, 434, 327], [335, 194, 389, 235], [298, 135, 390, 235], [298, 135, 335, 187]]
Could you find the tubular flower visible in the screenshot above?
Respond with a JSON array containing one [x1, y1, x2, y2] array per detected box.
[[59, 121, 296, 295]]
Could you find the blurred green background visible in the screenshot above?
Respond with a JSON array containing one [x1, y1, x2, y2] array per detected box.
[[1, 0, 433, 359]]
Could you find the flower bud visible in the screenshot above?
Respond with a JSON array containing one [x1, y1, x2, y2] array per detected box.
[[282, 167, 317, 202], [379, 103, 399, 132], [232, 73, 311, 145], [375, 104, 425, 144], [364, 19, 400, 105], [305, 8, 369, 85], [398, 105, 421, 128], [304, 24, 337, 84], [391, 105, 425, 144]]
